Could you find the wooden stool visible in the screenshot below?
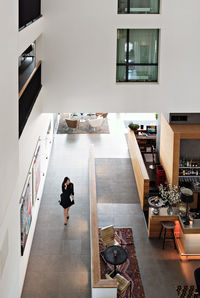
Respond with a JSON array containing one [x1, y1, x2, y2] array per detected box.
[[159, 221, 176, 249]]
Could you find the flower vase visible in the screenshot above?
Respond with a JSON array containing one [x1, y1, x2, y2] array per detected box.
[[167, 205, 173, 215]]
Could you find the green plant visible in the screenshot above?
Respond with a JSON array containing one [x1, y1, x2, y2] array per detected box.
[[128, 123, 139, 131], [155, 113, 158, 120]]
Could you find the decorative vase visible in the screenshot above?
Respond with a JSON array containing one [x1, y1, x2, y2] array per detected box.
[[167, 205, 173, 215]]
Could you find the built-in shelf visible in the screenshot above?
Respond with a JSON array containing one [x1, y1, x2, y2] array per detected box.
[[179, 167, 200, 169], [179, 176, 200, 178]]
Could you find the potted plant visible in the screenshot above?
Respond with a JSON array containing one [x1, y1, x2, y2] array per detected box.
[[128, 123, 139, 133], [159, 184, 180, 214]]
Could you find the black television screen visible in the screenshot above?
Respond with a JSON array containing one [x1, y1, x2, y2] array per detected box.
[[19, 0, 41, 29]]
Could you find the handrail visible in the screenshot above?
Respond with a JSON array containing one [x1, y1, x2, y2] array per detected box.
[[89, 145, 117, 289], [19, 60, 42, 100]]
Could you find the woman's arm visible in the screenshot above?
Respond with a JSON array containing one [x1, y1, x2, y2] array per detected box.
[[62, 182, 67, 192], [71, 183, 74, 196]]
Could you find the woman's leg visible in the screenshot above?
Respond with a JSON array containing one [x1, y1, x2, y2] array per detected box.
[[66, 207, 70, 219], [64, 208, 68, 224]]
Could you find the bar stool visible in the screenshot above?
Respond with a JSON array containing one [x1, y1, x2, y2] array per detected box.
[[159, 221, 176, 249]]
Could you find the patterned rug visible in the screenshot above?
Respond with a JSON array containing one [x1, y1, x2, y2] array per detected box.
[[176, 285, 198, 297], [57, 114, 110, 134], [99, 228, 145, 298]]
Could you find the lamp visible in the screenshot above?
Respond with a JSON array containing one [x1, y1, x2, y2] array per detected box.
[[180, 187, 194, 225]]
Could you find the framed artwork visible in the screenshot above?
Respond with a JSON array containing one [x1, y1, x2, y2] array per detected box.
[[20, 175, 32, 256], [32, 144, 41, 204]]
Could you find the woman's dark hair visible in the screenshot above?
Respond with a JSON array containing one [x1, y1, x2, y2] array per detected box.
[[63, 177, 70, 184], [62, 177, 71, 191]]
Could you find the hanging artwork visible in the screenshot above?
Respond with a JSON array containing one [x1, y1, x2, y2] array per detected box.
[[20, 175, 32, 256], [32, 144, 41, 204]]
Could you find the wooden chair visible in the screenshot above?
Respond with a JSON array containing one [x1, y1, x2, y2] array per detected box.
[[65, 119, 78, 130], [88, 117, 103, 131], [96, 113, 108, 118], [100, 225, 115, 247], [106, 271, 131, 297], [100, 225, 121, 247]]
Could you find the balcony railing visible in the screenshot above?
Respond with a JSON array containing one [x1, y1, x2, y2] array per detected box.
[[19, 61, 42, 138], [19, 0, 41, 30]]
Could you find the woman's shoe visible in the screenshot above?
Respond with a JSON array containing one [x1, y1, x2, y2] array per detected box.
[[67, 216, 69, 219], [64, 223, 67, 226]]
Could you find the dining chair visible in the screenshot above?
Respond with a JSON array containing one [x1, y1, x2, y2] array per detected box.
[[88, 117, 103, 131], [105, 271, 131, 297], [65, 119, 79, 131], [96, 113, 108, 118]]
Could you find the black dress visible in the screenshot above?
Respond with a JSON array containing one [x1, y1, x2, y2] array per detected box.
[[60, 183, 74, 209]]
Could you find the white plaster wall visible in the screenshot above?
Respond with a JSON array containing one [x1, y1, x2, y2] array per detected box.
[[42, 0, 200, 113], [92, 288, 117, 298], [0, 3, 51, 295], [0, 0, 18, 226], [0, 186, 20, 298], [18, 16, 44, 56], [18, 91, 53, 296], [0, 88, 52, 298]]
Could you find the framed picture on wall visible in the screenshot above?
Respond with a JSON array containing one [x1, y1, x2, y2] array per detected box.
[[32, 143, 41, 204], [20, 175, 32, 256]]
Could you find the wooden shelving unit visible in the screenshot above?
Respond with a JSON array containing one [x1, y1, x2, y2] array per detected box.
[[136, 133, 156, 153]]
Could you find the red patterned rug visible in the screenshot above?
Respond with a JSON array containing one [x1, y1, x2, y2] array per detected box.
[[99, 228, 145, 298]]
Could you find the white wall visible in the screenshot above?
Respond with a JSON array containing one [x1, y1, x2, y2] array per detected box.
[[92, 288, 117, 298], [0, 91, 53, 298], [18, 91, 53, 296], [18, 16, 44, 57], [0, 2, 20, 295], [0, 3, 51, 295], [0, 0, 18, 225], [42, 0, 200, 113]]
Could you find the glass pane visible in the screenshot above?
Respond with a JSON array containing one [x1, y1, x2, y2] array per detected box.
[[119, 0, 159, 14], [117, 29, 127, 63], [128, 65, 158, 82], [129, 29, 158, 64], [116, 66, 126, 82], [118, 0, 128, 14]]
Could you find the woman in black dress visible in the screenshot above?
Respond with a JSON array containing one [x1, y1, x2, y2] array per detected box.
[[61, 177, 74, 225]]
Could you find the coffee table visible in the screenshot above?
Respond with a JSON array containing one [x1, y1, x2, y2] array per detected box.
[[103, 245, 128, 277]]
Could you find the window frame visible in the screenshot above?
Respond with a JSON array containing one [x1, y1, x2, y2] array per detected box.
[[118, 0, 160, 14], [116, 29, 159, 83]]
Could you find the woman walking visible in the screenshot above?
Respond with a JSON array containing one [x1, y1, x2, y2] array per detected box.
[[60, 177, 74, 225]]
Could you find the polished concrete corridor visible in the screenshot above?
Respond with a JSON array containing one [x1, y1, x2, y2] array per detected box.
[[22, 114, 200, 298]]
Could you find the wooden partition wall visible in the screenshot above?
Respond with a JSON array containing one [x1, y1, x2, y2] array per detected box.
[[159, 113, 178, 185], [89, 145, 117, 297], [160, 113, 200, 187], [127, 131, 150, 210]]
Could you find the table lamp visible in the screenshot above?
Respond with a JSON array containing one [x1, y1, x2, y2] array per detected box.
[[180, 187, 194, 225]]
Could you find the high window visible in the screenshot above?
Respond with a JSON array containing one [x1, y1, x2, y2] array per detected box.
[[116, 29, 159, 82], [118, 0, 160, 14]]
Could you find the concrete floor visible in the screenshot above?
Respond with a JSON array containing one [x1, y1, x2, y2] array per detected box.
[[22, 113, 200, 298]]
